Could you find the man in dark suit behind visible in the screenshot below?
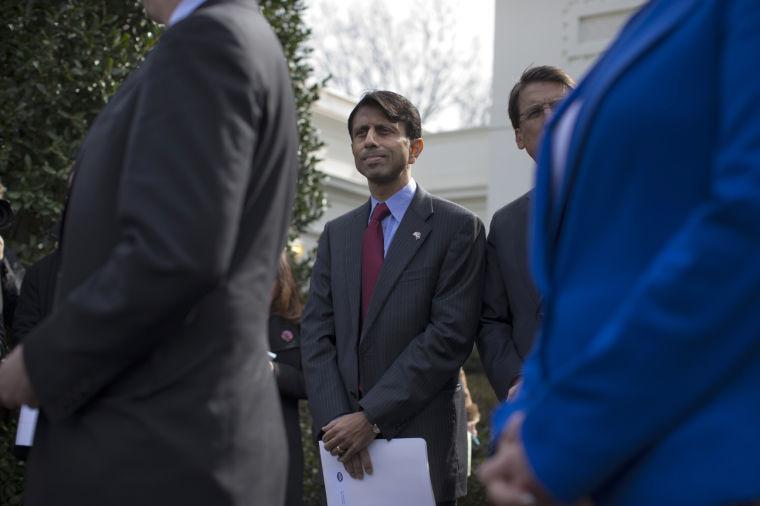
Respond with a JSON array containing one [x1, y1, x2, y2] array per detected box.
[[12, 249, 60, 345], [301, 90, 485, 505], [477, 66, 574, 400], [0, 1, 298, 505]]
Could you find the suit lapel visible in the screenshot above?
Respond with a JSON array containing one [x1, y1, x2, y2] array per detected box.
[[532, 0, 697, 291], [549, 0, 698, 241], [345, 201, 370, 343], [360, 187, 433, 341], [519, 192, 541, 306]]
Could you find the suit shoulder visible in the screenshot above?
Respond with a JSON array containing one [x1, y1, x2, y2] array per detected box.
[[431, 195, 480, 221], [492, 191, 532, 225], [429, 196, 484, 242], [176, 1, 266, 32], [164, 3, 284, 69], [322, 205, 367, 230], [23, 250, 60, 281]]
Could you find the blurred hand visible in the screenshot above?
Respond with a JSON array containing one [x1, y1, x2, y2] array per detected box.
[[0, 345, 37, 408], [337, 447, 373, 480], [0, 234, 4, 261], [478, 412, 553, 506], [507, 378, 523, 402]]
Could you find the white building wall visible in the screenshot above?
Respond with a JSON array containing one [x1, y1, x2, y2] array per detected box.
[[412, 127, 492, 220], [487, 0, 644, 220], [304, 0, 644, 252]]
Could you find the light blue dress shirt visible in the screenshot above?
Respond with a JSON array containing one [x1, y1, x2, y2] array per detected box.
[[168, 0, 207, 26], [369, 178, 417, 256]]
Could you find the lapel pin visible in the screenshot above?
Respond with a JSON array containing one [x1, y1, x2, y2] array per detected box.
[[412, 231, 421, 240]]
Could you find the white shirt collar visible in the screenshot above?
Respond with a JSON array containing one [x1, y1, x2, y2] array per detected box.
[[369, 178, 417, 224], [168, 0, 208, 26]]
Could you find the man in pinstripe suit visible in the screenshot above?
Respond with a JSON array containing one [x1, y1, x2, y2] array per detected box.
[[301, 90, 485, 505]]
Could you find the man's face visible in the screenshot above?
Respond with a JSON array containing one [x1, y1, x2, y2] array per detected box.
[[514, 81, 570, 161], [350, 105, 422, 186]]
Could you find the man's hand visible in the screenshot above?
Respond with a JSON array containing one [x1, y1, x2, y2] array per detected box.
[[322, 412, 376, 479], [335, 447, 373, 480], [0, 345, 37, 408], [507, 377, 522, 402], [478, 412, 553, 506]]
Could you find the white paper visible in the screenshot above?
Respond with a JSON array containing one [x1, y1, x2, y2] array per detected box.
[[319, 438, 436, 506], [15, 405, 39, 447]]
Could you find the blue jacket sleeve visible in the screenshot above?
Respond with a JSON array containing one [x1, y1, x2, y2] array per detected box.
[[512, 2, 760, 501]]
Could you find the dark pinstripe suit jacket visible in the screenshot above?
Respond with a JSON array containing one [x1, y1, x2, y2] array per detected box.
[[302, 185, 485, 501]]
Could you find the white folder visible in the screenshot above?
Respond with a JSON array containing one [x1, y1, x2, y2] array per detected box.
[[319, 437, 436, 506], [15, 405, 39, 447]]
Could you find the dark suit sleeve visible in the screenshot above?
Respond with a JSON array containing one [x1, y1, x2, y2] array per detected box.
[[11, 263, 43, 344], [24, 16, 267, 421], [273, 349, 306, 399], [301, 224, 353, 432], [359, 215, 486, 438], [1, 258, 21, 338], [477, 215, 523, 398]]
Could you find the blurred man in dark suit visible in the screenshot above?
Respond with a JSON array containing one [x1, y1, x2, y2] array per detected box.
[[477, 66, 574, 401], [301, 90, 485, 505], [0, 1, 298, 505]]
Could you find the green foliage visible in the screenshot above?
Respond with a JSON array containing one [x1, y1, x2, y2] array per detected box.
[[261, 0, 326, 289], [462, 350, 501, 505], [0, 1, 160, 263], [0, 0, 326, 266], [0, 413, 24, 505], [261, 0, 326, 243], [299, 401, 325, 505]]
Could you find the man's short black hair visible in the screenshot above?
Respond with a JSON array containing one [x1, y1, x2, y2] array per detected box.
[[508, 66, 575, 129], [347, 90, 422, 140]]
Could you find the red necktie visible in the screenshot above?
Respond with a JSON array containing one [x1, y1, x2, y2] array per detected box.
[[361, 202, 391, 320]]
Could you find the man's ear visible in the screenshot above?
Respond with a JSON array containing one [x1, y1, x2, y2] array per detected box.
[[515, 128, 525, 150], [409, 138, 424, 164]]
